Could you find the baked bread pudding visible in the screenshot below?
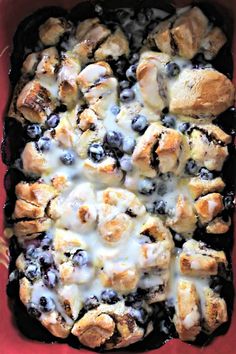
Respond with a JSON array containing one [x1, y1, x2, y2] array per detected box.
[[5, 3, 235, 351]]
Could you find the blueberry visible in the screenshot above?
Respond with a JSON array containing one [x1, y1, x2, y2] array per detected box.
[[129, 53, 139, 65], [94, 4, 103, 16], [162, 115, 176, 128], [37, 137, 51, 152], [153, 200, 167, 215], [26, 124, 42, 139], [138, 178, 156, 195], [120, 80, 130, 90], [166, 62, 180, 78], [25, 245, 37, 259], [126, 64, 138, 82], [25, 264, 41, 281], [84, 296, 99, 311], [125, 291, 141, 306], [110, 105, 120, 115], [132, 308, 148, 325], [120, 88, 135, 103], [115, 58, 128, 77], [39, 252, 53, 268], [105, 130, 123, 149], [131, 115, 148, 133], [43, 269, 58, 288], [101, 289, 120, 304], [119, 155, 133, 172], [157, 183, 167, 196], [27, 303, 41, 318], [88, 142, 105, 163], [185, 159, 199, 175], [209, 276, 222, 293], [178, 122, 190, 133], [39, 296, 55, 312], [199, 168, 214, 180], [72, 250, 89, 267], [41, 234, 53, 250], [224, 193, 235, 210], [160, 172, 172, 182], [122, 136, 136, 154], [47, 114, 60, 128], [60, 151, 75, 166]]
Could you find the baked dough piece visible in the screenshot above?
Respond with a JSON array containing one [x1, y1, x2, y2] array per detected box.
[[140, 216, 174, 245], [194, 193, 223, 224], [21, 142, 50, 175], [148, 7, 226, 60], [72, 302, 146, 349], [166, 195, 197, 235], [132, 123, 185, 177], [206, 217, 231, 234], [36, 47, 59, 81], [74, 18, 111, 65], [15, 181, 58, 207], [140, 269, 170, 303], [189, 129, 229, 171], [16, 80, 56, 123], [97, 188, 145, 244], [95, 27, 129, 61], [171, 7, 208, 59], [100, 263, 140, 293], [58, 284, 83, 320], [169, 68, 235, 118], [180, 239, 227, 276], [13, 217, 52, 238], [77, 61, 118, 117], [57, 52, 81, 109], [174, 280, 201, 341], [201, 27, 227, 60], [203, 288, 228, 333], [22, 52, 40, 76], [139, 241, 172, 269], [136, 51, 170, 110], [188, 177, 225, 199], [55, 183, 97, 233], [39, 17, 71, 46], [83, 157, 123, 186], [76, 122, 106, 159]]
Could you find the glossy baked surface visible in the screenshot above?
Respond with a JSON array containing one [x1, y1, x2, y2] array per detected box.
[[4, 3, 235, 351]]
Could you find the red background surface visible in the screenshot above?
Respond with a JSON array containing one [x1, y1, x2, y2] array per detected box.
[[0, 1, 235, 353]]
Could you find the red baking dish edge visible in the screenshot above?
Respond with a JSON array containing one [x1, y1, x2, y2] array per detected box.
[[0, 1, 235, 353]]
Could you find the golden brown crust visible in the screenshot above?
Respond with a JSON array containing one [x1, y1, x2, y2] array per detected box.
[[132, 123, 163, 177], [95, 27, 129, 61], [36, 47, 59, 80], [100, 266, 140, 293], [194, 193, 223, 224], [136, 51, 170, 110], [15, 182, 58, 207], [203, 288, 228, 333], [19, 277, 32, 305], [206, 217, 231, 234], [174, 280, 201, 341], [139, 242, 172, 270], [13, 217, 52, 238], [22, 52, 40, 75], [98, 212, 134, 244], [179, 253, 218, 276], [201, 27, 227, 60], [166, 195, 197, 234], [147, 19, 173, 56], [13, 199, 45, 219], [171, 7, 208, 59], [188, 177, 225, 199], [16, 80, 55, 123], [21, 142, 50, 175], [72, 303, 145, 349], [57, 53, 81, 109], [140, 216, 174, 244], [190, 129, 229, 171], [39, 17, 69, 46], [83, 156, 123, 186], [41, 312, 72, 338], [169, 68, 235, 118]]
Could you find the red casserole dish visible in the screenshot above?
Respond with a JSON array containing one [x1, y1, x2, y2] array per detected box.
[[0, 0, 235, 353]]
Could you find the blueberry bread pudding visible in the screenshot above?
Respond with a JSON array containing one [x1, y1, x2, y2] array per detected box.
[[4, 3, 235, 351]]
